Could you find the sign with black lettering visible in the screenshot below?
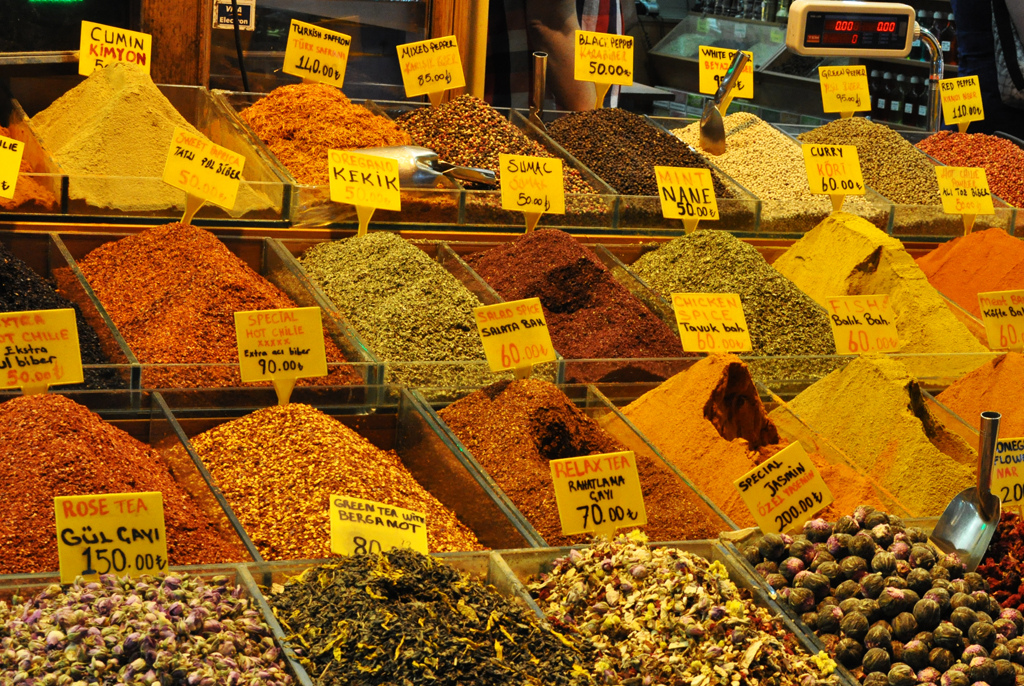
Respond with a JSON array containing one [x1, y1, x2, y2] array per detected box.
[[733, 443, 833, 535]]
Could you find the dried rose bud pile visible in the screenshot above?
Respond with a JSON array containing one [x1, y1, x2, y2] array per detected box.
[[529, 531, 840, 685]]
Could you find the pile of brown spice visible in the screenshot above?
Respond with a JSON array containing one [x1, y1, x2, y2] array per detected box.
[[73, 223, 362, 388], [0, 125, 58, 212], [437, 378, 724, 545], [239, 83, 411, 186], [0, 393, 245, 574]]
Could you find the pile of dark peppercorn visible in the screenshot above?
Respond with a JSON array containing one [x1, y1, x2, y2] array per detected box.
[[546, 108, 731, 197], [741, 505, 1021, 686], [0, 241, 123, 389], [267, 549, 597, 686]]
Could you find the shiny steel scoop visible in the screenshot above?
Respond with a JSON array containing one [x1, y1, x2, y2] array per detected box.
[[359, 145, 496, 187], [699, 50, 750, 156], [931, 411, 1002, 572]]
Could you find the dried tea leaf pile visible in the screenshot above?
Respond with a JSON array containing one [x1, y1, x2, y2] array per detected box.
[[529, 532, 840, 686], [267, 550, 596, 686]]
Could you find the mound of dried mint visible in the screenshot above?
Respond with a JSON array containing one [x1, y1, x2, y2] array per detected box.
[[266, 549, 596, 686], [529, 532, 840, 686], [0, 573, 294, 686]]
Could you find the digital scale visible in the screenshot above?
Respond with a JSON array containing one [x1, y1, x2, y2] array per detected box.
[[784, 0, 943, 130]]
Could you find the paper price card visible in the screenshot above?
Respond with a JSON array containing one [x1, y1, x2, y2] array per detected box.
[[574, 31, 634, 107], [734, 442, 833, 535], [550, 451, 647, 536], [282, 19, 351, 88], [0, 133, 24, 200], [397, 36, 466, 106], [818, 66, 871, 116], [803, 144, 865, 212], [233, 307, 328, 405], [0, 309, 83, 395], [937, 166, 994, 234], [698, 46, 754, 99], [328, 149, 401, 236], [163, 126, 245, 217], [940, 76, 984, 131], [978, 290, 1024, 352], [474, 298, 556, 376], [80, 22, 152, 76], [55, 492, 168, 584], [825, 295, 901, 355], [654, 166, 719, 233], [330, 495, 429, 556], [993, 438, 1024, 506], [671, 293, 752, 354], [499, 154, 564, 232]]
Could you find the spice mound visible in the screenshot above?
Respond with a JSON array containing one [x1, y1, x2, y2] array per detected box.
[[0, 393, 244, 574], [464, 229, 686, 382], [547, 107, 730, 197], [0, 125, 58, 211], [267, 550, 596, 686], [437, 378, 723, 544], [611, 354, 889, 527], [190, 403, 483, 557], [1, 240, 121, 389], [916, 131, 1024, 207], [299, 231, 492, 387], [629, 230, 836, 358], [798, 117, 940, 205], [73, 222, 361, 388], [0, 572, 294, 686], [529, 533, 840, 686], [916, 228, 1024, 319], [31, 62, 270, 215], [395, 94, 595, 194], [239, 83, 411, 186], [936, 353, 1024, 436], [738, 506, 1001, 686], [773, 212, 988, 362], [978, 512, 1024, 613], [777, 355, 975, 516]]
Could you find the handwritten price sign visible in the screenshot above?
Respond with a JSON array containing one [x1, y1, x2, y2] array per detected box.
[[0, 134, 24, 200], [698, 46, 754, 98], [0, 309, 83, 394], [574, 31, 634, 85], [825, 295, 901, 354], [474, 298, 556, 374], [818, 65, 871, 115], [734, 442, 833, 535], [654, 166, 719, 233], [940, 76, 984, 130], [993, 438, 1024, 506], [803, 144, 865, 212], [671, 293, 752, 353], [330, 496, 429, 556], [233, 307, 328, 404], [499, 154, 564, 231], [550, 451, 647, 536], [978, 289, 1024, 352], [397, 36, 466, 101], [162, 126, 245, 211], [80, 21, 151, 76], [282, 19, 351, 88], [936, 166, 994, 234]]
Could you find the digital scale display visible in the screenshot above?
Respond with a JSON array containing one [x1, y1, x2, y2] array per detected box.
[[802, 11, 910, 50]]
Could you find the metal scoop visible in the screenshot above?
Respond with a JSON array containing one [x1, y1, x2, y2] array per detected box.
[[699, 50, 750, 156], [931, 411, 1002, 572], [359, 145, 497, 187]]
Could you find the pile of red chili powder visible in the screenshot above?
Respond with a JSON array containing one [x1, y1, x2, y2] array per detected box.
[[978, 512, 1024, 613], [0, 393, 245, 574], [464, 229, 687, 382], [916, 228, 1024, 319]]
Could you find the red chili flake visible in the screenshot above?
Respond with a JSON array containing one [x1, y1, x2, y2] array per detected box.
[[916, 131, 1024, 207], [977, 511, 1024, 611]]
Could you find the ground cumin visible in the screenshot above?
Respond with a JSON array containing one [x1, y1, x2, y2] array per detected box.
[[610, 354, 890, 527], [937, 352, 1024, 436], [916, 228, 1024, 319], [0, 125, 58, 212]]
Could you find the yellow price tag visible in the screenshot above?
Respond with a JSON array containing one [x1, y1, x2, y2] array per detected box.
[[940, 76, 984, 131], [79, 21, 152, 76], [994, 438, 1024, 505], [803, 144, 865, 212], [698, 46, 754, 99], [574, 30, 634, 107], [162, 126, 245, 212], [55, 492, 168, 584], [498, 154, 564, 232], [550, 451, 647, 536], [397, 36, 466, 105], [654, 166, 719, 233], [671, 293, 752, 353], [328, 149, 401, 237], [824, 295, 900, 354], [0, 308, 83, 395], [282, 19, 351, 88], [978, 290, 1024, 352], [0, 134, 24, 200], [936, 166, 995, 234], [474, 298, 556, 375], [818, 65, 871, 115], [734, 442, 833, 535], [233, 307, 329, 405], [330, 495, 429, 556]]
